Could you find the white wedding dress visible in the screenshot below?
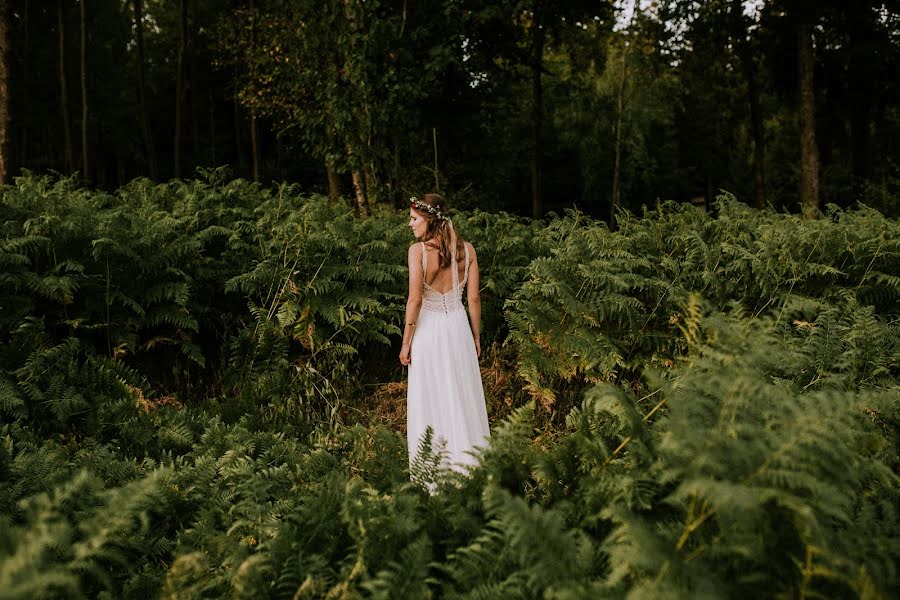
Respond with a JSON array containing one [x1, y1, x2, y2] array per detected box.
[[407, 241, 490, 474]]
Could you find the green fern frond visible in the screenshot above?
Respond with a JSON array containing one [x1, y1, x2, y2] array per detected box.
[[0, 377, 26, 420]]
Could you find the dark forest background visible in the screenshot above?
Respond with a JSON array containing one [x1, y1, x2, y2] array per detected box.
[[1, 0, 899, 220]]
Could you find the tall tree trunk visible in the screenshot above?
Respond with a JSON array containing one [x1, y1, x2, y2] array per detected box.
[[17, 0, 25, 172], [79, 0, 89, 180], [732, 0, 765, 209], [797, 18, 819, 219], [249, 0, 259, 181], [340, 0, 367, 212], [392, 137, 400, 205], [249, 114, 259, 181], [208, 89, 216, 164], [275, 134, 284, 180], [0, 0, 8, 185], [189, 22, 200, 162], [350, 169, 368, 215], [133, 0, 157, 179], [233, 98, 247, 176], [610, 41, 628, 228], [848, 23, 873, 183], [326, 160, 340, 201], [745, 61, 765, 209], [58, 0, 73, 173], [431, 127, 439, 191], [174, 0, 186, 178], [364, 163, 379, 205], [530, 1, 545, 218], [347, 144, 368, 215]]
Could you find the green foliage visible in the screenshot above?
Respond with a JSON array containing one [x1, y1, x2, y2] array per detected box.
[[506, 196, 900, 414], [3, 324, 140, 436], [459, 210, 549, 343], [0, 468, 174, 599], [1, 176, 898, 599], [599, 309, 900, 598], [1, 173, 540, 439], [222, 197, 409, 431]]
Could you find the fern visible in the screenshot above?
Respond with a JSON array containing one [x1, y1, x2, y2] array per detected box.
[[0, 468, 174, 599], [2, 174, 898, 599], [599, 307, 900, 598], [409, 427, 446, 493], [361, 535, 433, 599], [0, 377, 25, 420]]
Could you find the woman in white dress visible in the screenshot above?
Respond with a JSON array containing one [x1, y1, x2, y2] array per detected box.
[[399, 193, 491, 474]]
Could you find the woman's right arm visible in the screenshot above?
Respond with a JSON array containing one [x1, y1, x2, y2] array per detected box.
[[400, 244, 423, 365], [465, 243, 481, 358]]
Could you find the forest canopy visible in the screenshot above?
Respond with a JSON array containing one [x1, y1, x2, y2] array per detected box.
[[1, 0, 899, 219]]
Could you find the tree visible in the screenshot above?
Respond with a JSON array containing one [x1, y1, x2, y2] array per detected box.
[[0, 0, 8, 185], [173, 0, 186, 178], [58, 0, 74, 173], [521, 0, 613, 217], [728, 0, 766, 209], [816, 0, 900, 194], [248, 0, 260, 182], [796, 7, 819, 218], [79, 0, 89, 180], [640, 0, 775, 211], [610, 2, 634, 226], [529, 0, 547, 218], [215, 0, 461, 212], [133, 0, 156, 179]]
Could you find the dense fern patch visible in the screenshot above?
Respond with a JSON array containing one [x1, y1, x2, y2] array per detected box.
[[1, 175, 897, 598]]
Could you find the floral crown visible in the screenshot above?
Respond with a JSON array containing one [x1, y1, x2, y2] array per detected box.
[[409, 196, 448, 221]]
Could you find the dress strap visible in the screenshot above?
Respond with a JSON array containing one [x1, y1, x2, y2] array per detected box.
[[450, 241, 459, 290], [420, 242, 427, 279]]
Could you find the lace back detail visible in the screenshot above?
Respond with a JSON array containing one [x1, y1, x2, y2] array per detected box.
[[421, 242, 469, 314]]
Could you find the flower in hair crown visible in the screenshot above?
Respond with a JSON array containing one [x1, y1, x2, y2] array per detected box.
[[410, 196, 447, 221]]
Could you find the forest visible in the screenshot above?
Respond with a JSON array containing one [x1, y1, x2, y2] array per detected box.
[[1, 1, 899, 599], [1, 0, 899, 219]]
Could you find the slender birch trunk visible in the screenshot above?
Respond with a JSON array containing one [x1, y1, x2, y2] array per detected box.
[[610, 41, 628, 228], [347, 145, 368, 215], [350, 168, 368, 215], [341, 0, 368, 213]]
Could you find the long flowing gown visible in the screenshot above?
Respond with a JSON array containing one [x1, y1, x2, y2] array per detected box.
[[407, 241, 490, 473]]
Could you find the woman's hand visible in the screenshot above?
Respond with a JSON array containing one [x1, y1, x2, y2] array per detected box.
[[399, 343, 411, 366], [473, 336, 481, 359]]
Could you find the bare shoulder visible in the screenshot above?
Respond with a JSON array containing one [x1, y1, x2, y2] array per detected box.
[[465, 241, 477, 259]]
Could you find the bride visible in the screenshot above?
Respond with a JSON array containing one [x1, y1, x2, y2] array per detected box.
[[399, 193, 490, 474]]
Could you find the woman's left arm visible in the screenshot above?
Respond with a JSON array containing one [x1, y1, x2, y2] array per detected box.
[[465, 243, 482, 358], [400, 245, 424, 365]]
